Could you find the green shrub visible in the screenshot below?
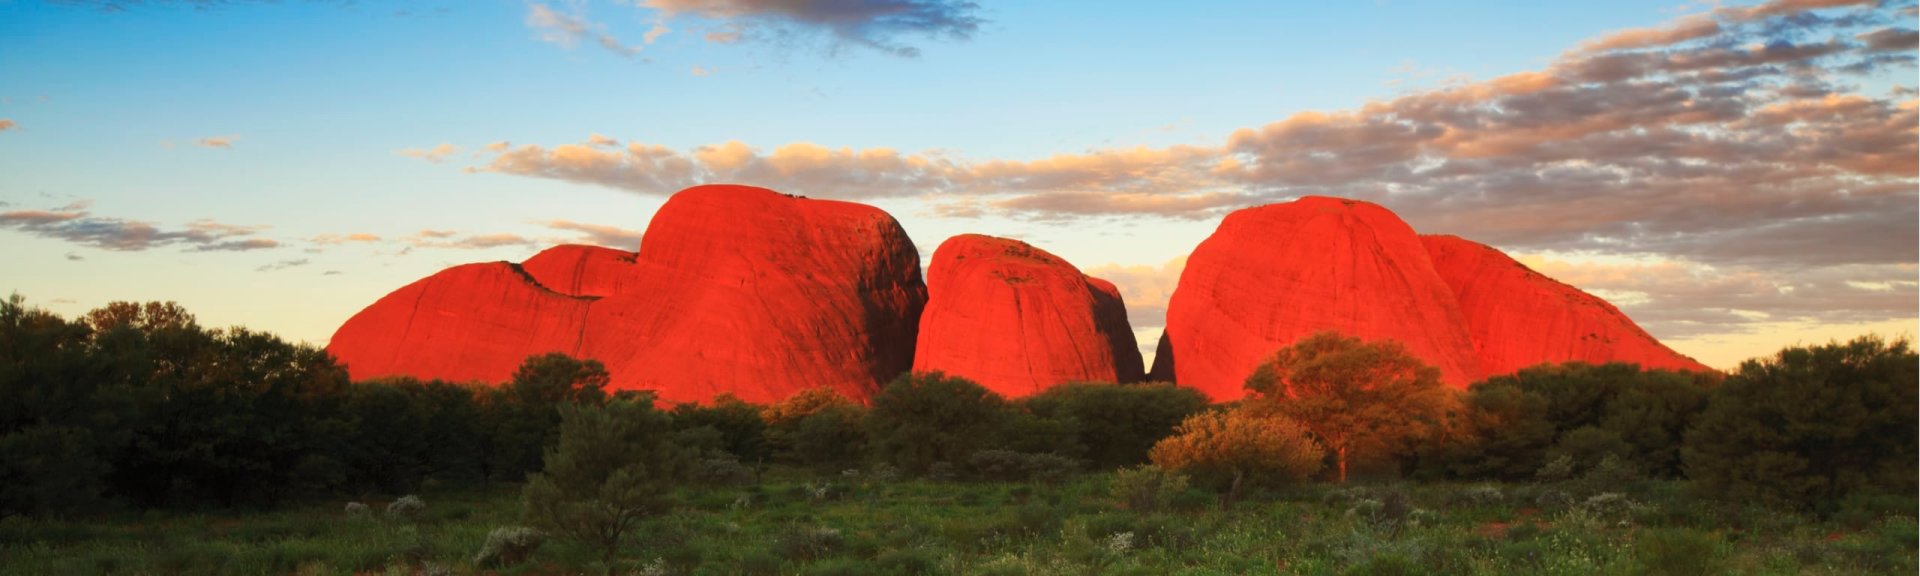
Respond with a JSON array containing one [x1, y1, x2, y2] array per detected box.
[[1022, 382, 1209, 469], [867, 372, 1015, 475], [1109, 465, 1190, 513], [1684, 335, 1917, 511], [522, 398, 690, 563], [967, 450, 1081, 484]]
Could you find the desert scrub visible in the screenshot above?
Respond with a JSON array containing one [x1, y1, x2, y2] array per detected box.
[[472, 526, 544, 568]]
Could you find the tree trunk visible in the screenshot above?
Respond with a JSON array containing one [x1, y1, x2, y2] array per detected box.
[[1336, 445, 1349, 484]]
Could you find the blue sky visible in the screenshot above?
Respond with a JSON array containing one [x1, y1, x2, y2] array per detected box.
[[1, 0, 1915, 368]]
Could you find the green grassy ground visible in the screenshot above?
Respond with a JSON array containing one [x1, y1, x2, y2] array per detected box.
[[3, 470, 1913, 575]]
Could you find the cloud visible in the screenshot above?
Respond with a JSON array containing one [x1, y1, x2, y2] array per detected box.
[[587, 134, 619, 147], [397, 143, 458, 163], [543, 219, 645, 249], [65, 252, 83, 261], [527, 3, 642, 57], [641, 0, 984, 57], [691, 65, 713, 76], [1575, 14, 1722, 53], [322, 270, 343, 276], [196, 136, 235, 149], [255, 258, 310, 272], [1083, 256, 1186, 332], [0, 204, 279, 252], [1515, 253, 1916, 339], [311, 232, 382, 245], [402, 229, 537, 250], [0, 119, 14, 132]]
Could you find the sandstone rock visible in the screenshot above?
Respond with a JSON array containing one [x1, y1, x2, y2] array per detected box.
[[520, 244, 643, 298], [1159, 196, 1484, 400], [912, 234, 1143, 397], [583, 185, 927, 404], [330, 185, 928, 404], [326, 262, 594, 385], [1421, 234, 1711, 375]]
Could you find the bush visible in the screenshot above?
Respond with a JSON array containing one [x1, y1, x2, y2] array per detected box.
[[967, 450, 1081, 484], [693, 455, 756, 486], [385, 495, 426, 522], [473, 526, 544, 568], [1109, 465, 1191, 513], [867, 372, 1014, 475], [522, 399, 691, 563], [671, 394, 771, 462], [1022, 382, 1209, 469], [1150, 410, 1323, 508], [1684, 335, 1917, 511]]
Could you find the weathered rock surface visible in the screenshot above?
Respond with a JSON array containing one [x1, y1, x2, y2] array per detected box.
[[1421, 234, 1711, 375], [328, 185, 927, 404], [326, 262, 595, 386], [582, 185, 927, 404], [520, 244, 644, 298], [912, 234, 1143, 397], [1158, 196, 1484, 400]]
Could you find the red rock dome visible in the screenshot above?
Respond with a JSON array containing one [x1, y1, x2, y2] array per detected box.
[[1420, 234, 1711, 376], [325, 262, 595, 385], [328, 185, 927, 404], [1155, 196, 1484, 400], [912, 234, 1143, 397], [582, 185, 927, 404]]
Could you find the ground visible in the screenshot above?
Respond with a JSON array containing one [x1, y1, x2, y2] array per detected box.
[[3, 469, 1913, 575]]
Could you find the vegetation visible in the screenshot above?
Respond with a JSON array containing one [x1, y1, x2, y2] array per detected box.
[[1, 296, 1914, 574], [1150, 410, 1322, 508], [1683, 335, 1917, 512], [3, 473, 1912, 575], [523, 398, 690, 563]]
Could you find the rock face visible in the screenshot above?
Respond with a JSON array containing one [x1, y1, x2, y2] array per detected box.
[[1420, 235, 1711, 375], [327, 185, 927, 404], [1156, 196, 1485, 400], [912, 235, 1143, 397], [325, 262, 595, 386], [520, 244, 644, 298], [583, 186, 928, 404]]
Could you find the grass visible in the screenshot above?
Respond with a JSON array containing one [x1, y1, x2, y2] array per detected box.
[[1, 470, 1913, 575]]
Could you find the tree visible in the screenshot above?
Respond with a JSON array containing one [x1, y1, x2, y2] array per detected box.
[[669, 393, 770, 462], [1022, 382, 1209, 469], [523, 398, 690, 563], [866, 372, 1013, 475], [762, 387, 868, 469], [1243, 332, 1453, 483], [1683, 335, 1917, 511], [0, 294, 127, 517], [486, 353, 611, 481], [1438, 362, 1712, 481], [1149, 410, 1322, 508]]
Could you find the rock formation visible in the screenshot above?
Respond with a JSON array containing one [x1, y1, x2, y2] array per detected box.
[[328, 184, 927, 404], [519, 244, 644, 298], [1421, 234, 1710, 375], [325, 262, 595, 386], [1155, 196, 1485, 400], [581, 185, 927, 404], [912, 234, 1143, 397]]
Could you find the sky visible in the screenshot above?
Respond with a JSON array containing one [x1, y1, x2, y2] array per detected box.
[[0, 0, 1914, 370]]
